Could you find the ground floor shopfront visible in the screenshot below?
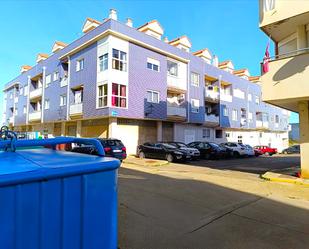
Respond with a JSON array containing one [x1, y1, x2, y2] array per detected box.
[[14, 118, 289, 155]]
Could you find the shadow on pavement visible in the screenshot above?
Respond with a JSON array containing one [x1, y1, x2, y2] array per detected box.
[[187, 155, 300, 175], [118, 167, 309, 249]]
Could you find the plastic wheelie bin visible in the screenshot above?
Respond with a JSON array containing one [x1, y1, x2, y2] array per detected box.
[[0, 136, 121, 249]]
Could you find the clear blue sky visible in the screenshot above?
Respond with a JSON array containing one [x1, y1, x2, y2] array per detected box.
[[0, 0, 299, 123]]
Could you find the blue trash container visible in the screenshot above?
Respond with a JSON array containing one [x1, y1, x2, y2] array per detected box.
[[0, 137, 121, 249]]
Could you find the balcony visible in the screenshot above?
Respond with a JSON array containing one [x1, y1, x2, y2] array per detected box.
[[167, 105, 186, 121], [70, 103, 83, 116], [29, 111, 41, 122], [29, 88, 43, 99], [205, 114, 219, 126], [256, 120, 269, 129], [167, 77, 186, 92], [220, 94, 232, 102], [205, 88, 219, 103], [261, 48, 309, 112]]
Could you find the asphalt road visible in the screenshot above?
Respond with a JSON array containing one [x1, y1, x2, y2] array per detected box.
[[119, 160, 309, 249], [188, 154, 300, 174]]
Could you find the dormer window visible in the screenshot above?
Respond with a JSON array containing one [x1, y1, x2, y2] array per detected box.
[[138, 20, 164, 40]]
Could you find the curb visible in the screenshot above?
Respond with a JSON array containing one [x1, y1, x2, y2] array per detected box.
[[261, 172, 309, 187], [123, 158, 169, 167]]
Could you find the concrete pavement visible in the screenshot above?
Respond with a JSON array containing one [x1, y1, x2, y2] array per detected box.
[[118, 162, 309, 249]]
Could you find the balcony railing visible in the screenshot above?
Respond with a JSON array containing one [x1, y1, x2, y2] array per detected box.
[[29, 111, 41, 121], [29, 88, 43, 99], [256, 120, 269, 128], [70, 103, 83, 115], [220, 94, 232, 102], [167, 105, 186, 118], [205, 113, 219, 124], [205, 88, 219, 102], [266, 47, 309, 64]]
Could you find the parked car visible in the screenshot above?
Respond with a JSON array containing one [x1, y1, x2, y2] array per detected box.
[[282, 145, 300, 154], [166, 142, 200, 160], [137, 143, 191, 162], [254, 148, 263, 157], [220, 142, 247, 157], [187, 141, 230, 159], [254, 145, 277, 156], [242, 144, 255, 157], [71, 138, 127, 161]]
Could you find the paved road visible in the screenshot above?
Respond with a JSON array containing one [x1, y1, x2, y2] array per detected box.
[[189, 154, 300, 174], [118, 157, 309, 249]]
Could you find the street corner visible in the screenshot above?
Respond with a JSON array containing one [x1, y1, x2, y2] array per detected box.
[[261, 171, 309, 187]]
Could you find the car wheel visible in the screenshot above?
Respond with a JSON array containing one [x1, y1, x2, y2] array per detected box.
[[166, 154, 174, 162], [139, 151, 146, 159], [233, 151, 240, 158], [265, 152, 270, 156]]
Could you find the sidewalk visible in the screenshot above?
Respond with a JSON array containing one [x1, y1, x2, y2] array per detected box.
[[123, 156, 169, 167]]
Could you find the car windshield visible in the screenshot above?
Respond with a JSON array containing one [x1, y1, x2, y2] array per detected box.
[[209, 143, 220, 148], [176, 142, 188, 148], [245, 145, 252, 149]]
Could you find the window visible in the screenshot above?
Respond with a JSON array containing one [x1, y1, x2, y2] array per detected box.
[[60, 94, 67, 106], [45, 74, 51, 87], [232, 109, 238, 121], [191, 72, 200, 87], [10, 93, 13, 99], [238, 135, 243, 143], [263, 0, 276, 12], [99, 53, 108, 72], [73, 89, 83, 104], [223, 106, 229, 117], [147, 58, 160, 72], [112, 49, 127, 71], [76, 58, 84, 71], [23, 105, 26, 114], [147, 90, 159, 103], [275, 115, 279, 124], [44, 99, 50, 110], [98, 83, 108, 108], [255, 95, 260, 104], [248, 93, 252, 101], [112, 83, 127, 108], [53, 71, 59, 81], [24, 86, 28, 96], [248, 112, 253, 122], [226, 132, 230, 138], [167, 60, 178, 76], [215, 129, 223, 139], [202, 128, 210, 138], [191, 99, 199, 113], [14, 108, 18, 116], [19, 87, 23, 96]]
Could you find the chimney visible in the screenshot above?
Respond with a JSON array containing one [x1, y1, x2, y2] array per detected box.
[[164, 37, 169, 43], [126, 18, 133, 27], [212, 55, 219, 67], [109, 9, 117, 20]]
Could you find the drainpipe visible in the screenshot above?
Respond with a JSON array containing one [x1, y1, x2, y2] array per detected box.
[[66, 56, 71, 121], [41, 66, 46, 123], [26, 75, 31, 126]]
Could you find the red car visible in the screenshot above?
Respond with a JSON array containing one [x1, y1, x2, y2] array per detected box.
[[254, 146, 277, 156]]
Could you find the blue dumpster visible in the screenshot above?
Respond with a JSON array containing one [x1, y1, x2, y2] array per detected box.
[[0, 137, 121, 249]]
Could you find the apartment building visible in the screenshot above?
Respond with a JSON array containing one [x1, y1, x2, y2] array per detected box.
[[259, 0, 309, 178], [2, 9, 289, 154]]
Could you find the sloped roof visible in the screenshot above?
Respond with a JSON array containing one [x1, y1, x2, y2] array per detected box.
[[169, 35, 192, 48], [137, 20, 164, 34]]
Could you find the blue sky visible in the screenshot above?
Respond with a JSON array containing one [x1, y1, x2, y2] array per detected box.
[[0, 0, 299, 123]]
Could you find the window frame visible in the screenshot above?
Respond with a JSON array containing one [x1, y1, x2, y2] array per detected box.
[[191, 72, 200, 87], [76, 58, 85, 72], [44, 99, 50, 110], [99, 53, 108, 72], [60, 94, 67, 106], [191, 98, 200, 113], [45, 74, 51, 87], [147, 58, 160, 72], [146, 90, 160, 104], [112, 49, 127, 72], [53, 71, 59, 81], [111, 83, 127, 108], [97, 83, 108, 108], [232, 109, 238, 121], [167, 60, 178, 77]]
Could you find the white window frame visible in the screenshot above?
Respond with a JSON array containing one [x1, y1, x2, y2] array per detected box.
[[167, 60, 178, 77], [232, 109, 238, 121], [191, 99, 200, 113], [147, 58, 160, 72], [97, 83, 108, 108], [45, 74, 51, 87], [146, 90, 160, 103], [23, 105, 27, 114], [202, 128, 210, 138], [24, 85, 28, 96], [44, 99, 50, 110], [112, 49, 127, 72], [111, 83, 127, 108], [99, 53, 108, 72], [223, 106, 229, 117], [76, 58, 85, 72], [191, 72, 200, 87], [53, 71, 59, 81], [248, 93, 252, 101], [60, 94, 67, 106], [255, 95, 260, 104]]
